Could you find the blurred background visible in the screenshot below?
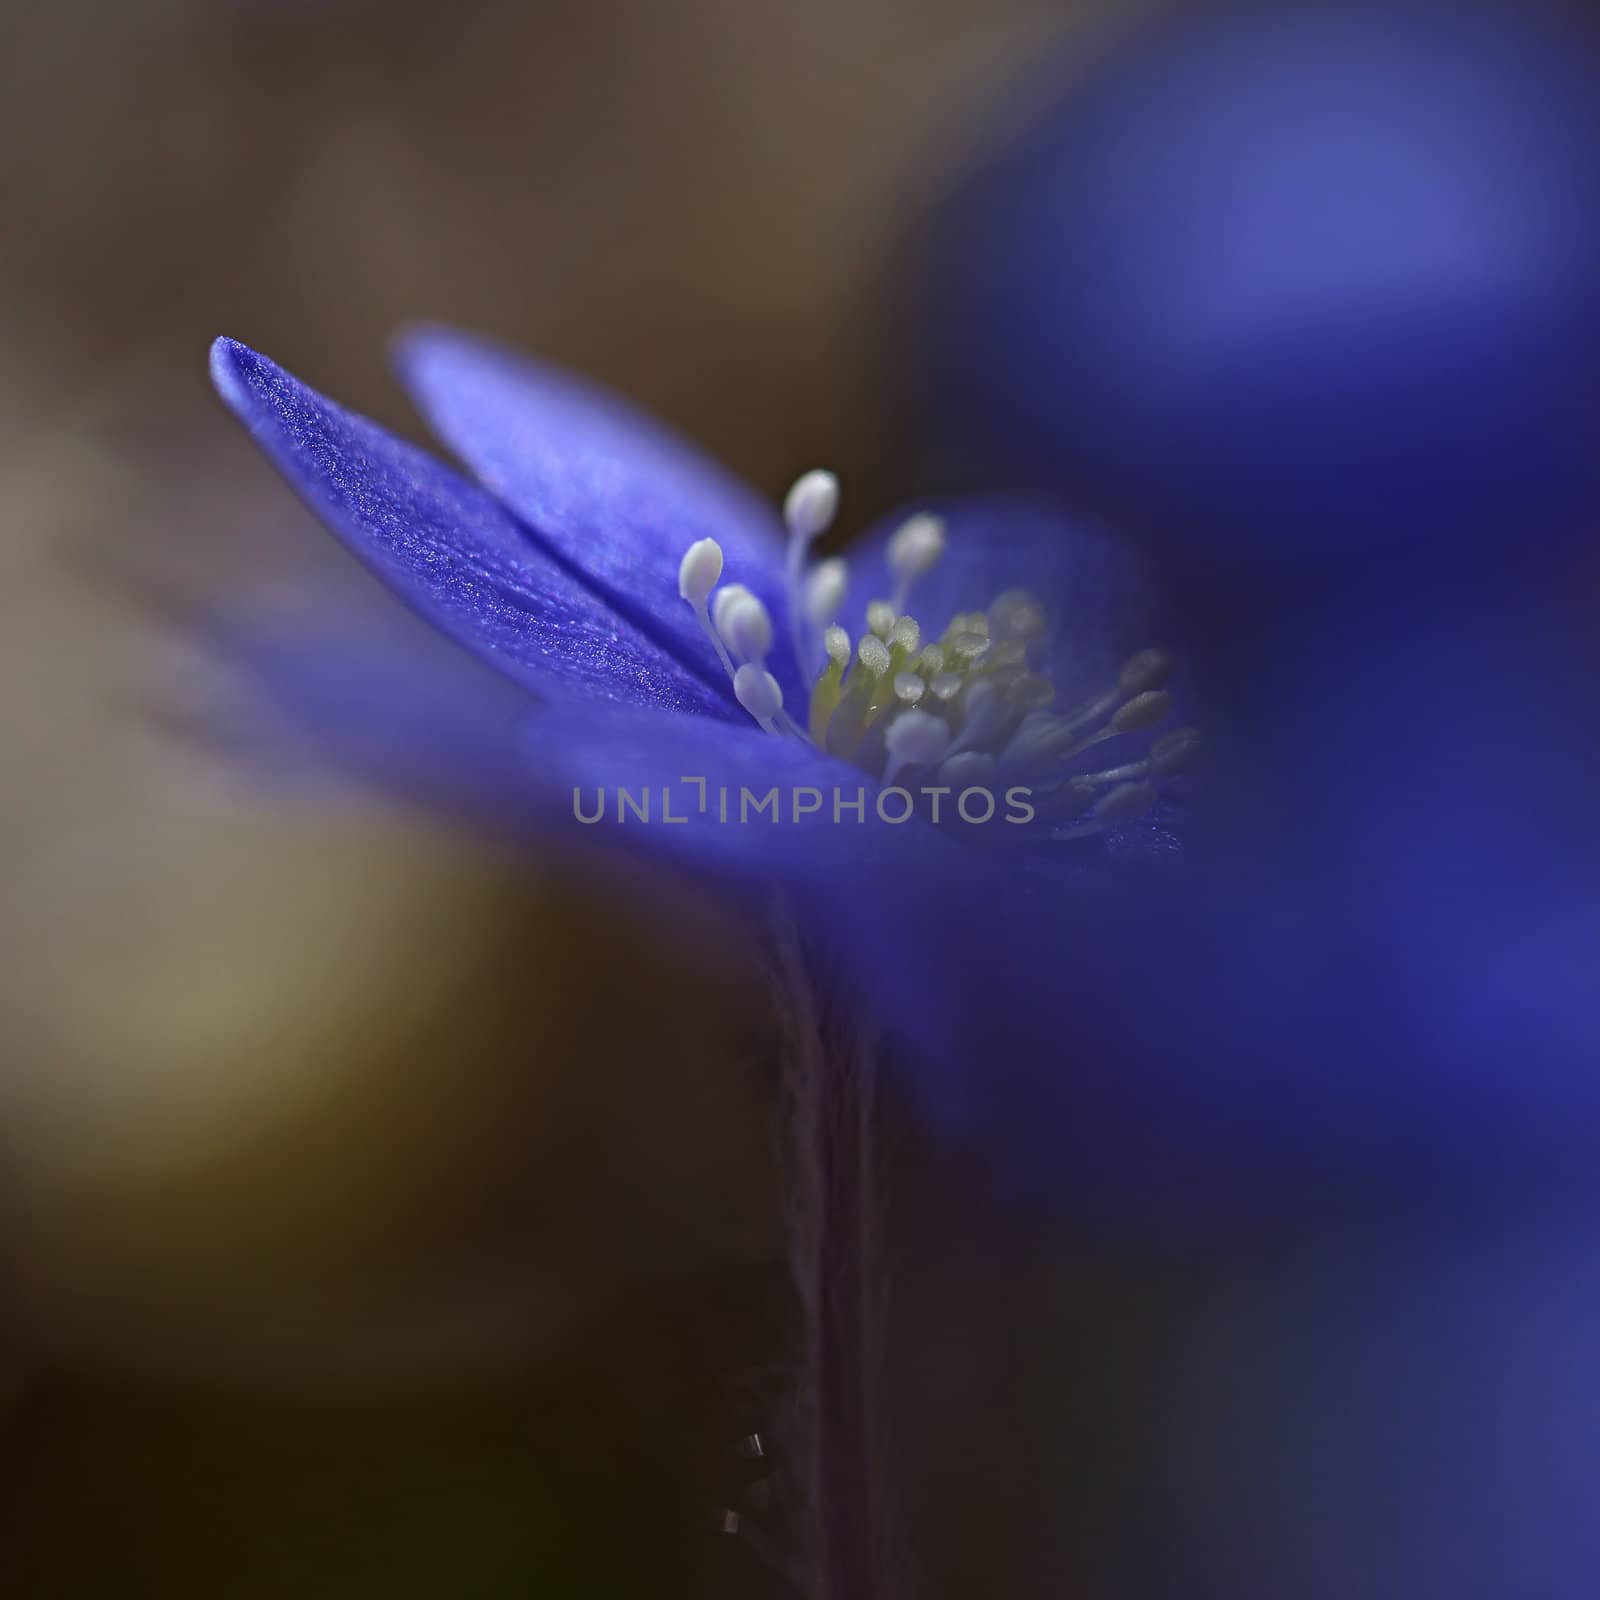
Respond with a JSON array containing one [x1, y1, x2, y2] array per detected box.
[[6, 0, 1600, 1595]]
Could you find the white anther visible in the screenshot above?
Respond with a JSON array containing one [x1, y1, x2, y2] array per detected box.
[[733, 663, 785, 729], [990, 589, 1046, 643], [804, 558, 848, 627], [1111, 690, 1172, 733], [712, 583, 752, 637], [890, 615, 921, 654], [951, 630, 991, 662], [720, 585, 755, 640], [1119, 649, 1172, 695], [857, 634, 892, 676], [784, 469, 841, 673], [678, 538, 724, 603], [956, 678, 1009, 748], [988, 640, 1028, 670], [938, 751, 996, 786], [867, 600, 897, 641], [1001, 714, 1076, 767], [893, 671, 926, 705], [930, 672, 964, 701], [1150, 727, 1203, 775], [1094, 780, 1156, 826], [681, 538, 737, 684], [824, 624, 851, 667], [883, 708, 952, 783], [1008, 673, 1056, 711], [887, 513, 946, 609], [718, 591, 774, 664], [915, 644, 946, 675], [784, 470, 840, 544]]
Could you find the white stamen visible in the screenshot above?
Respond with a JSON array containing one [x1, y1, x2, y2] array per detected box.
[[679, 538, 724, 603], [887, 513, 946, 610], [712, 583, 753, 638], [680, 538, 736, 683], [784, 469, 841, 672], [1094, 780, 1156, 826], [684, 509, 1191, 821], [857, 634, 892, 677], [1008, 673, 1056, 711], [1150, 727, 1203, 775], [955, 679, 1009, 749], [990, 589, 1046, 643], [733, 662, 785, 732], [938, 750, 996, 786], [784, 470, 840, 543], [1110, 690, 1172, 733], [1119, 649, 1172, 695], [718, 591, 773, 664], [867, 600, 897, 641], [883, 708, 952, 784], [778, 707, 814, 743], [804, 558, 848, 627], [1000, 714, 1076, 768]]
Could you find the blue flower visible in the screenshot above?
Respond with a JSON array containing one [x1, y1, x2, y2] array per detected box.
[[209, 326, 1600, 1233], [207, 329, 1196, 1172]]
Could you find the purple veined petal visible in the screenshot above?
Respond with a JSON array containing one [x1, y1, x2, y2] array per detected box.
[[210, 337, 735, 720], [394, 325, 799, 697], [845, 496, 1167, 698]]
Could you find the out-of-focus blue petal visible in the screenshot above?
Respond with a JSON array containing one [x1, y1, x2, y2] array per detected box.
[[520, 702, 888, 887], [209, 337, 733, 720], [395, 326, 798, 695], [842, 829, 1600, 1234], [209, 592, 885, 889], [206, 600, 559, 832], [843, 496, 1167, 693], [914, 1, 1600, 560]]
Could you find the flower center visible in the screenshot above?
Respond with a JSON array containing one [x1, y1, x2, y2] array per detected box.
[[678, 472, 1199, 834]]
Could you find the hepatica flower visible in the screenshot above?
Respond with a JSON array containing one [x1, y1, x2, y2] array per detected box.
[[208, 325, 1196, 1595], [208, 329, 1193, 876]]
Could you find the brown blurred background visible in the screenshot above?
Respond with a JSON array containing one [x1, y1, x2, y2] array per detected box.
[[0, 1, 1167, 1593]]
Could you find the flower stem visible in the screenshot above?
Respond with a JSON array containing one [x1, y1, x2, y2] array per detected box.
[[769, 902, 890, 1600]]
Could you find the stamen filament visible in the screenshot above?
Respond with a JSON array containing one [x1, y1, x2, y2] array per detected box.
[[784, 469, 840, 672]]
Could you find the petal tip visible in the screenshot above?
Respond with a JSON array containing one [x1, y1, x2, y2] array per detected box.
[[389, 320, 486, 387], [208, 335, 272, 418]]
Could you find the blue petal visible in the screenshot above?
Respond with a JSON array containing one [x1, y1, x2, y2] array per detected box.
[[838, 835, 1600, 1234], [914, 4, 1600, 559], [210, 337, 732, 719], [394, 325, 797, 695], [519, 702, 881, 885], [843, 496, 1167, 695], [206, 601, 560, 832], [210, 593, 875, 888]]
